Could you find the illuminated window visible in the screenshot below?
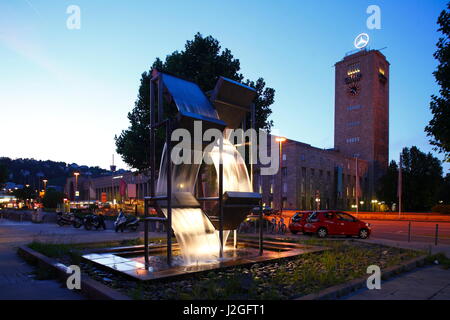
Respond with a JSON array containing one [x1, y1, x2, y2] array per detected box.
[[379, 68, 385, 76], [347, 63, 361, 77]]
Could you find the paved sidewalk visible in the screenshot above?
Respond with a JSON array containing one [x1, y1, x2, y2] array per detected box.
[[0, 219, 162, 300], [0, 244, 84, 300], [341, 265, 450, 300]]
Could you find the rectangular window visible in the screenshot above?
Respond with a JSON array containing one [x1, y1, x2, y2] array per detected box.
[[283, 182, 287, 193], [346, 137, 360, 144], [347, 63, 361, 77], [347, 121, 361, 127], [347, 105, 362, 111], [282, 154, 286, 161], [282, 167, 287, 177]]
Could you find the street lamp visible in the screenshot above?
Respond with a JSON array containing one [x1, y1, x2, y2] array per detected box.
[[74, 172, 80, 201], [42, 179, 48, 192], [275, 137, 287, 215], [371, 199, 378, 212]]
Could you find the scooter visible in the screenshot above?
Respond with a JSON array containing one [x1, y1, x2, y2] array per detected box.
[[83, 213, 106, 231], [114, 211, 140, 232], [57, 211, 83, 228]]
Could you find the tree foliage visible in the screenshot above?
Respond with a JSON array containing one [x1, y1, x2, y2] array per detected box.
[[377, 146, 445, 211], [376, 160, 398, 207], [12, 186, 36, 202], [0, 164, 7, 187], [115, 33, 276, 172], [426, 2, 450, 161], [42, 189, 65, 209]]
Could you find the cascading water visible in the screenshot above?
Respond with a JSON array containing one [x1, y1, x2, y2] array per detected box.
[[156, 137, 252, 265]]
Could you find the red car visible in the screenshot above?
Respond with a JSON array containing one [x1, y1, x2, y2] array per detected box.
[[303, 210, 371, 239], [288, 211, 313, 234]]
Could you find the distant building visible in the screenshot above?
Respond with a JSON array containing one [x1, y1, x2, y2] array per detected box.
[[64, 172, 150, 203], [255, 49, 389, 211]]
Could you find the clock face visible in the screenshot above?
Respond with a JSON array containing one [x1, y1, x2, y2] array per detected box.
[[347, 83, 360, 96]]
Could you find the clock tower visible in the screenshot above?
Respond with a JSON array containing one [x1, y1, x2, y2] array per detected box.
[[334, 49, 389, 198]]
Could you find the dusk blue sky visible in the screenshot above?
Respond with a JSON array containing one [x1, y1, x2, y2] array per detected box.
[[1, 0, 448, 173]]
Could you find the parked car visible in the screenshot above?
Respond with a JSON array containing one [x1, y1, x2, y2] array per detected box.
[[303, 210, 371, 239], [288, 211, 313, 234]]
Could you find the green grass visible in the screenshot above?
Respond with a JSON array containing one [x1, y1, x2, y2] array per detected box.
[[425, 252, 450, 269], [131, 240, 421, 300]]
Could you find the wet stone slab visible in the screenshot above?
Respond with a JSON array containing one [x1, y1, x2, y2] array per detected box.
[[82, 239, 325, 282]]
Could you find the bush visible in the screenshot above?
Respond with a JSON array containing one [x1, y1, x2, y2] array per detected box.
[[431, 204, 450, 214]]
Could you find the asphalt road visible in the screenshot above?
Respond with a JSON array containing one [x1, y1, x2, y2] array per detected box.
[[366, 220, 450, 245]]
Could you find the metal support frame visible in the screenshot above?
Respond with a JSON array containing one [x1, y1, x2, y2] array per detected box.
[[166, 119, 173, 265], [146, 74, 173, 268], [144, 72, 262, 266], [218, 136, 224, 258]]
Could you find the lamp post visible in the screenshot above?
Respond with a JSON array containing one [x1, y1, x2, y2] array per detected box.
[[74, 172, 80, 201], [275, 137, 286, 215], [43, 179, 48, 192], [371, 199, 378, 212]]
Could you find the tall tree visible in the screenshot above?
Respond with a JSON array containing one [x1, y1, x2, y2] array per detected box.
[[115, 33, 276, 172], [376, 160, 398, 208], [377, 147, 444, 211], [425, 2, 450, 161]]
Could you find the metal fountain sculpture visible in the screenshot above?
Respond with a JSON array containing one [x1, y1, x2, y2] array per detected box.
[[143, 70, 264, 267]]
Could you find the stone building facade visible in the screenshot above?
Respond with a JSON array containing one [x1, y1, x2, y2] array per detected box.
[[255, 49, 389, 211]]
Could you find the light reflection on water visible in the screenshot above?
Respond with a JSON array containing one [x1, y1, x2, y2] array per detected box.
[[156, 137, 252, 266]]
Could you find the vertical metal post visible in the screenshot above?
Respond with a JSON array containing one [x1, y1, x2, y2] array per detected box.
[[166, 120, 172, 266], [408, 221, 411, 242], [435, 224, 439, 246], [279, 140, 283, 215], [259, 199, 263, 255], [219, 136, 224, 258], [250, 103, 255, 187], [146, 76, 156, 269], [144, 200, 149, 268], [233, 230, 237, 249], [158, 77, 164, 123]]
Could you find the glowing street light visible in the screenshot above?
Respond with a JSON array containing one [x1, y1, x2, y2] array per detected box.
[[74, 172, 80, 200], [43, 179, 48, 191]]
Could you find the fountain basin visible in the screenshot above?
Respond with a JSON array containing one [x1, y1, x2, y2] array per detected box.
[[82, 239, 325, 282]]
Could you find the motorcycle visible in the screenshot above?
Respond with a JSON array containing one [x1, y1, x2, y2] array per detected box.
[[56, 211, 83, 228], [114, 211, 140, 232], [83, 213, 106, 231]]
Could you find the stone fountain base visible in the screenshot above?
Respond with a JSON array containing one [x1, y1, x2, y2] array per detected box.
[[81, 238, 325, 282]]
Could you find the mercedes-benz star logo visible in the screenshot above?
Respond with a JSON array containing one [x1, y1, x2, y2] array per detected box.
[[354, 33, 370, 49]]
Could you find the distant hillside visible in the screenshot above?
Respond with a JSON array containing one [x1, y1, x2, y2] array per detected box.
[[0, 157, 126, 188]]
